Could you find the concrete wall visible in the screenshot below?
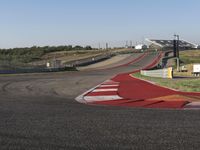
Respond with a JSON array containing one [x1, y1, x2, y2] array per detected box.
[[141, 67, 173, 79]]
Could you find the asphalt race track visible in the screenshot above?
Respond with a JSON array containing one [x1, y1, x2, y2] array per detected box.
[[0, 52, 200, 150]]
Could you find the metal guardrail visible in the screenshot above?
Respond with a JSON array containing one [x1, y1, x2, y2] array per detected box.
[[141, 67, 173, 79], [0, 67, 76, 74]]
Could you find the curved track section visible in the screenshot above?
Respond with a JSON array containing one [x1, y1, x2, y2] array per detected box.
[[78, 52, 146, 71], [77, 52, 200, 109], [1, 52, 200, 149]]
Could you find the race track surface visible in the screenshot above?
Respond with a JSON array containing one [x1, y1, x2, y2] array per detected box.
[[0, 52, 200, 150]]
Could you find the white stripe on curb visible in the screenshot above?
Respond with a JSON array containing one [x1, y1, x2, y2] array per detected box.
[[75, 79, 122, 104], [84, 95, 123, 102], [75, 83, 103, 103], [93, 89, 118, 92], [99, 84, 119, 87]]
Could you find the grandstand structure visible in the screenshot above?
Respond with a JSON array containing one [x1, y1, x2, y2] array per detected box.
[[146, 39, 198, 50]]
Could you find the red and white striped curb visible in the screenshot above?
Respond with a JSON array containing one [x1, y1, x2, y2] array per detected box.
[[75, 80, 123, 104], [75, 79, 200, 109]]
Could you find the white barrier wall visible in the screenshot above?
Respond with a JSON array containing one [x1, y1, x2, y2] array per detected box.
[[141, 67, 173, 79]]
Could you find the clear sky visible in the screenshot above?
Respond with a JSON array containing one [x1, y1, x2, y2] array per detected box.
[[0, 0, 200, 48]]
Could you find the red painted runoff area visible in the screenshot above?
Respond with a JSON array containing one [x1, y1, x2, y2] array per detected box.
[[113, 74, 176, 100], [119, 100, 163, 107]]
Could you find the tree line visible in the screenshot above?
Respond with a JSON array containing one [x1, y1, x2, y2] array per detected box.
[[0, 45, 93, 63]]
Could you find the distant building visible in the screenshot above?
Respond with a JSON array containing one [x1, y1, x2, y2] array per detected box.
[[135, 44, 148, 50]]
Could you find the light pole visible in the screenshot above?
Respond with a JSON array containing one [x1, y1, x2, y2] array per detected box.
[[174, 34, 180, 71]]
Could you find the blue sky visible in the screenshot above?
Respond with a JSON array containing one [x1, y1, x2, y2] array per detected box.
[[0, 0, 200, 48]]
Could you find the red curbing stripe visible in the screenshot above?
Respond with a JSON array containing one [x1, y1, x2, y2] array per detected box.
[[119, 100, 163, 107], [145, 101, 189, 109], [86, 91, 118, 96], [91, 99, 131, 105]]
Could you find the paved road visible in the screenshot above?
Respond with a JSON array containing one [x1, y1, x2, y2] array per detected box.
[[0, 52, 200, 150]]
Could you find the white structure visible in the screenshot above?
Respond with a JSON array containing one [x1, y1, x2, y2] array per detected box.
[[193, 64, 200, 73], [135, 44, 148, 50], [193, 64, 200, 76]]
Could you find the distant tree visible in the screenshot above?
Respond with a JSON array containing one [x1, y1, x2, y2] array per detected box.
[[0, 44, 93, 63], [85, 46, 92, 50], [65, 45, 73, 51], [74, 45, 84, 50]]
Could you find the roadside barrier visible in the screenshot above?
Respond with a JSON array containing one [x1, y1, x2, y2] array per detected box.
[[141, 67, 173, 79], [0, 66, 76, 74]]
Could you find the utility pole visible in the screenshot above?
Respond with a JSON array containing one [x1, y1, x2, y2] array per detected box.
[[176, 35, 180, 58], [125, 41, 128, 48], [98, 43, 101, 50], [106, 43, 108, 50], [174, 34, 180, 71], [130, 41, 132, 48]]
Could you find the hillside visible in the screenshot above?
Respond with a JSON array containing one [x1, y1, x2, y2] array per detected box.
[[0, 46, 133, 69]]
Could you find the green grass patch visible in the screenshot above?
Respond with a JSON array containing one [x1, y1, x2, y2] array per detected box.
[[180, 50, 200, 64], [132, 72, 200, 92]]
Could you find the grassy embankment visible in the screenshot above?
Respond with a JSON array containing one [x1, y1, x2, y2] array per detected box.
[[133, 72, 200, 92], [132, 50, 200, 92]]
